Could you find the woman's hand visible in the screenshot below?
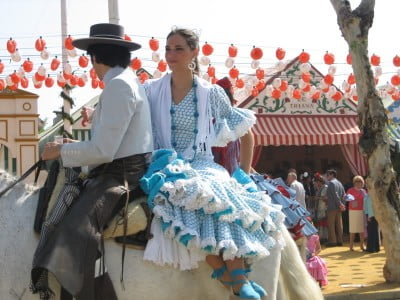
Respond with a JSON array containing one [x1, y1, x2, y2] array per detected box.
[[41, 142, 62, 161]]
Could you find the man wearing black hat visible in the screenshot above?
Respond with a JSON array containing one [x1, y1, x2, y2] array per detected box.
[[31, 23, 153, 300]]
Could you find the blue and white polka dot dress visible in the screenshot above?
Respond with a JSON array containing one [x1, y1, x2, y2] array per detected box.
[[142, 84, 285, 269]]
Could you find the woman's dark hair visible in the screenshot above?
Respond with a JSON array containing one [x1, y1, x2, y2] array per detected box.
[[326, 169, 337, 177], [167, 27, 200, 75], [87, 44, 131, 68]]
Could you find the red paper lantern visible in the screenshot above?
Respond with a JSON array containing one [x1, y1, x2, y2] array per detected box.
[[34, 81, 43, 89], [228, 44, 238, 58], [393, 55, 400, 67], [211, 77, 218, 84], [9, 83, 18, 90], [256, 80, 265, 91], [91, 79, 99, 89], [69, 75, 78, 86], [7, 38, 17, 54], [63, 71, 72, 80], [235, 78, 244, 89], [250, 46, 263, 60], [157, 59, 167, 72], [65, 35, 74, 50], [347, 73, 356, 85], [302, 84, 311, 92], [34, 72, 45, 82], [79, 54, 89, 68], [322, 86, 329, 93], [131, 57, 142, 70], [279, 80, 288, 91], [45, 76, 54, 88], [323, 52, 335, 65], [139, 72, 149, 83], [35, 37, 46, 52], [276, 47, 286, 60], [323, 74, 334, 85], [229, 67, 239, 79], [370, 54, 380, 66], [124, 34, 132, 41], [57, 79, 66, 88], [77, 77, 85, 87], [89, 68, 97, 79], [0, 61, 4, 74], [332, 91, 343, 101], [391, 75, 400, 86], [20, 77, 29, 88], [149, 37, 159, 51], [312, 91, 321, 100], [293, 89, 302, 100], [272, 89, 281, 99], [22, 58, 34, 72], [298, 51, 310, 63], [207, 65, 216, 78], [10, 71, 20, 84], [0, 79, 5, 90], [50, 57, 61, 71], [251, 87, 259, 97], [202, 42, 214, 56], [256, 68, 265, 80], [301, 72, 311, 83], [346, 53, 352, 65]]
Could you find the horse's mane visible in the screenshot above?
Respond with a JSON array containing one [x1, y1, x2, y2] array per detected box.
[[0, 169, 39, 195]]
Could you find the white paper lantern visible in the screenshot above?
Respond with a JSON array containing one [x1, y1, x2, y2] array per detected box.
[[63, 62, 72, 74], [5, 76, 13, 86], [38, 65, 47, 76], [225, 57, 234, 68], [81, 73, 88, 82], [40, 49, 50, 60], [17, 67, 25, 78], [67, 49, 78, 58], [152, 69, 162, 78], [152, 51, 160, 63], [299, 63, 311, 73], [251, 60, 260, 69], [11, 50, 21, 62], [374, 66, 382, 77], [202, 73, 210, 81], [57, 72, 66, 82], [272, 78, 281, 89], [328, 65, 337, 75], [265, 85, 273, 97], [200, 56, 210, 66]]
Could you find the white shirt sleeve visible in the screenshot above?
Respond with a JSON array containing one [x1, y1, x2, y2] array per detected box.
[[60, 77, 136, 167]]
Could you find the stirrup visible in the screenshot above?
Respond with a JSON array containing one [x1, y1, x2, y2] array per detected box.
[[230, 269, 260, 299]]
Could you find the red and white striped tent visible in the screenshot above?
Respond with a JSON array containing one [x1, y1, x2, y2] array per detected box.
[[238, 57, 367, 177]]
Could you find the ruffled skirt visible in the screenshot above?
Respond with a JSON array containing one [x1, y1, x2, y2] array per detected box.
[[140, 149, 285, 270]]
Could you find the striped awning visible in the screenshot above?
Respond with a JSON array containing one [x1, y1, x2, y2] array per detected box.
[[388, 124, 400, 153], [253, 115, 360, 146]]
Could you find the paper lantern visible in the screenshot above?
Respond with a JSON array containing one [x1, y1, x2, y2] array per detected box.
[[152, 51, 160, 62], [272, 89, 281, 99], [20, 77, 29, 88], [298, 51, 310, 63], [225, 57, 234, 68], [202, 42, 214, 56], [0, 61, 4, 74], [276, 47, 286, 60], [35, 36, 46, 52], [45, 76, 54, 87], [323, 52, 335, 65], [332, 91, 343, 101], [229, 67, 239, 79], [323, 74, 334, 85], [89, 68, 97, 79], [228, 44, 238, 58], [250, 46, 263, 60], [40, 49, 50, 60], [301, 72, 311, 83], [124, 34, 132, 41], [22, 58, 34, 72], [256, 80, 265, 91], [235, 78, 245, 89], [10, 71, 20, 84], [0, 79, 4, 90], [131, 57, 142, 70], [11, 50, 21, 62], [91, 78, 99, 89], [7, 38, 17, 54], [50, 57, 60, 71], [79, 54, 89, 68], [393, 55, 400, 67], [149, 38, 159, 51], [370, 54, 380, 66], [65, 35, 74, 50], [256, 68, 265, 80], [207, 65, 216, 78], [251, 87, 259, 97], [34, 72, 45, 82], [391, 75, 400, 86], [347, 73, 356, 85], [157, 59, 167, 72], [346, 53, 352, 65], [279, 80, 288, 92], [312, 91, 321, 100], [293, 89, 302, 100], [77, 77, 85, 87]]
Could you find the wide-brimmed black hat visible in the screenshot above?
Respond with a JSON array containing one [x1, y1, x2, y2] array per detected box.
[[72, 23, 141, 51]]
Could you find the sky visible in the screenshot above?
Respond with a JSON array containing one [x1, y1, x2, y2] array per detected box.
[[0, 0, 399, 125]]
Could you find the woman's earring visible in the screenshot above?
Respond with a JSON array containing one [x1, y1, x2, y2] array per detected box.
[[188, 58, 196, 71]]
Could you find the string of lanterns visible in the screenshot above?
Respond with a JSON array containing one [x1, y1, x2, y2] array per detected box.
[[0, 34, 400, 102]]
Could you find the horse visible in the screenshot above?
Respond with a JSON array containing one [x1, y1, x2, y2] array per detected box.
[[0, 170, 324, 300]]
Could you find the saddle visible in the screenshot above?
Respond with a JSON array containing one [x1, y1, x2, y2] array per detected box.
[[35, 164, 153, 249]]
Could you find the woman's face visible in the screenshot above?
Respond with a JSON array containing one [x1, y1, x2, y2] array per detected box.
[[165, 34, 197, 72]]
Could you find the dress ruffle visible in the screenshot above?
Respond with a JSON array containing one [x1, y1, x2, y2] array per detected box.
[[140, 149, 285, 269]]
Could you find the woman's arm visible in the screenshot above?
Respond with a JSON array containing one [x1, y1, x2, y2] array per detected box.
[[239, 129, 254, 174]]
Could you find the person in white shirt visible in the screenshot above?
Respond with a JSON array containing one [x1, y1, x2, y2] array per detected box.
[[287, 172, 307, 208], [31, 23, 153, 300]]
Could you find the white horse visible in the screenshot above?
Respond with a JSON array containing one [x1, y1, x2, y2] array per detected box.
[[0, 170, 323, 300]]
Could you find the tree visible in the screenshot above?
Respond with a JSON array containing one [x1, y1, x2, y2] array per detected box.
[[330, 0, 400, 282]]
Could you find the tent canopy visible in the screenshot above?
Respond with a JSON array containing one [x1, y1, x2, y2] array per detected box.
[[253, 115, 360, 146]]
